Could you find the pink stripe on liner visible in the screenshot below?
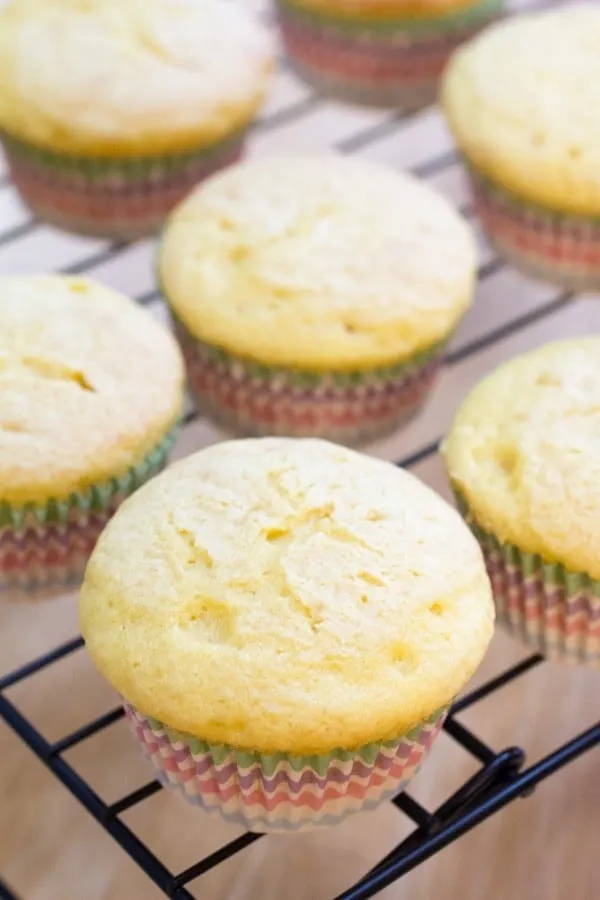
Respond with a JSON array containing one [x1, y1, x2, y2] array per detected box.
[[468, 169, 600, 290], [178, 325, 444, 444], [480, 551, 600, 667], [124, 704, 447, 832], [5, 140, 245, 239], [0, 514, 112, 592]]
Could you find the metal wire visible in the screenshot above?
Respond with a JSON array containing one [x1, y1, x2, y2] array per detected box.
[[0, 2, 597, 899], [2, 642, 598, 900], [0, 877, 20, 900]]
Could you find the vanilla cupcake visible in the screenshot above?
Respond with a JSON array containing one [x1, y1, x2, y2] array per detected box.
[[80, 437, 494, 832], [0, 0, 274, 239], [159, 156, 476, 445], [0, 275, 184, 600], [275, 0, 505, 109], [443, 338, 600, 668], [442, 7, 600, 290]]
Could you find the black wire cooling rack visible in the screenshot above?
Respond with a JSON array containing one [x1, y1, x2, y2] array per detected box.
[[0, 0, 598, 898], [1, 627, 599, 900]]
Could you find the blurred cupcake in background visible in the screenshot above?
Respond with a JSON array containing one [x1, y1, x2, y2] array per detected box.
[[80, 437, 494, 832], [275, 0, 505, 109], [159, 155, 476, 445], [0, 275, 184, 601], [443, 338, 600, 668], [0, 0, 274, 239], [442, 7, 600, 290]]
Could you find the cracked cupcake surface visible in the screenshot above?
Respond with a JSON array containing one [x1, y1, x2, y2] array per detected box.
[[80, 438, 493, 829], [0, 0, 274, 237], [80, 438, 494, 747], [442, 7, 600, 288], [0, 275, 184, 599], [160, 155, 476, 443], [442, 338, 600, 666]]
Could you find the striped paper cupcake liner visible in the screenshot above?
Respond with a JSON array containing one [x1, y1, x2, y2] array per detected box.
[[454, 493, 600, 668], [125, 704, 448, 832], [174, 318, 445, 445], [2, 130, 246, 240], [0, 426, 179, 602], [276, 0, 504, 108], [467, 165, 600, 290]]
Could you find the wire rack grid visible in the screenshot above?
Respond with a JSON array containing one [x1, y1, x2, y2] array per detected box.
[[0, 0, 599, 898]]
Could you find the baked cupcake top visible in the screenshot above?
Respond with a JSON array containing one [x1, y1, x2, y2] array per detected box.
[[442, 8, 600, 216], [0, 0, 274, 157], [160, 156, 476, 371], [0, 276, 184, 506], [282, 0, 485, 21], [80, 438, 494, 754], [443, 338, 600, 579]]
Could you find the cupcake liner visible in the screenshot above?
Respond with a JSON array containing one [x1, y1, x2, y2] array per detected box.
[[455, 493, 600, 668], [276, 0, 505, 108], [125, 703, 448, 832], [467, 165, 600, 290], [174, 318, 445, 445], [0, 426, 179, 601], [2, 130, 246, 240]]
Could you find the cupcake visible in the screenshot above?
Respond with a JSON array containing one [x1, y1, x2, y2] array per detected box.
[[0, 0, 274, 239], [442, 7, 600, 291], [443, 338, 600, 668], [275, 0, 505, 109], [0, 275, 184, 601], [80, 437, 494, 832], [159, 156, 476, 445]]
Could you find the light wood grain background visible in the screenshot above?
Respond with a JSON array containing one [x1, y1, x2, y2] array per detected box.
[[0, 1, 598, 899]]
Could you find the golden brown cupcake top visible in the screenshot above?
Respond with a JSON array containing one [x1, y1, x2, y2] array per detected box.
[[80, 438, 494, 754], [0, 0, 274, 156], [160, 156, 476, 371], [443, 8, 600, 215], [443, 338, 600, 578], [0, 275, 184, 505]]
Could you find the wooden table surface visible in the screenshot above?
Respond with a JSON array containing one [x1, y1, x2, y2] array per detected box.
[[0, 1, 598, 898]]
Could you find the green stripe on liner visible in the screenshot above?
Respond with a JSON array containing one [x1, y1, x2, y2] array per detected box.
[[277, 0, 505, 37], [0, 423, 180, 529], [453, 488, 600, 595], [196, 336, 442, 386], [466, 161, 600, 227], [171, 311, 445, 388], [0, 130, 246, 182], [147, 706, 446, 775]]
